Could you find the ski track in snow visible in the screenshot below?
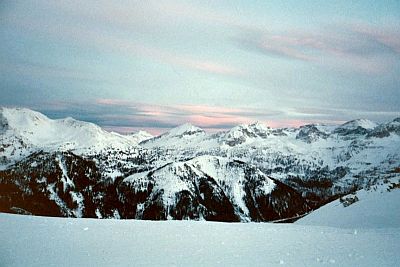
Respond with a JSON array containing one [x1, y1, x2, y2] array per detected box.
[[0, 213, 399, 267]]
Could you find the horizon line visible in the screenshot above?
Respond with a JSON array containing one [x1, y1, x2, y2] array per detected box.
[[2, 105, 399, 136]]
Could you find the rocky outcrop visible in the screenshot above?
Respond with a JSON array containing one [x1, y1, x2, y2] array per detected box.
[[296, 125, 329, 143]]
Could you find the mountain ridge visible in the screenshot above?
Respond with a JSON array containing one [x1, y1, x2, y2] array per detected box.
[[1, 107, 399, 222]]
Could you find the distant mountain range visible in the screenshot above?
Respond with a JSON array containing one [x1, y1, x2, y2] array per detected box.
[[1, 107, 399, 222]]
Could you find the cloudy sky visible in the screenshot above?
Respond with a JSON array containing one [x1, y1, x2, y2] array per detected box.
[[1, 0, 399, 134]]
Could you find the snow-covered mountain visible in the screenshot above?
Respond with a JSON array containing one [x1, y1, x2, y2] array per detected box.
[[121, 155, 309, 221], [221, 122, 272, 146], [140, 123, 206, 148], [333, 119, 377, 136], [0, 107, 140, 167], [0, 108, 137, 148], [296, 124, 329, 143], [124, 130, 153, 144], [367, 117, 400, 138], [1, 107, 399, 222], [0, 151, 310, 221]]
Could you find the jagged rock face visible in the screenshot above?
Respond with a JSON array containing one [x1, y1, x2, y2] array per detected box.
[[333, 119, 377, 137], [223, 123, 271, 146], [334, 126, 369, 136], [296, 125, 329, 143], [270, 128, 288, 136], [367, 118, 400, 138], [0, 111, 9, 134]]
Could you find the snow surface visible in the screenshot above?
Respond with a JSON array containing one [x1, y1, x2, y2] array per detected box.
[[0, 212, 399, 267], [141, 123, 206, 148], [298, 185, 400, 228], [124, 130, 153, 144], [166, 123, 205, 137]]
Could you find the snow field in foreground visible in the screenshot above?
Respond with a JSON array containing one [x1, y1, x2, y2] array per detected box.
[[0, 213, 399, 267]]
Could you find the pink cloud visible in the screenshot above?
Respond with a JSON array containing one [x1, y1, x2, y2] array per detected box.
[[32, 99, 387, 135], [350, 23, 400, 54], [238, 23, 400, 74], [174, 104, 255, 116], [186, 114, 252, 128], [96, 98, 129, 106], [95, 98, 299, 131]]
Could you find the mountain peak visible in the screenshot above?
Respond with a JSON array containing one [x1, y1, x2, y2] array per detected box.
[[296, 124, 329, 143], [248, 121, 262, 126], [58, 116, 100, 130], [0, 107, 52, 132], [166, 123, 205, 137], [333, 119, 377, 136], [128, 130, 153, 137], [0, 107, 137, 152], [223, 122, 271, 146], [248, 121, 270, 131], [338, 119, 377, 130], [1, 107, 50, 121], [125, 130, 153, 144]]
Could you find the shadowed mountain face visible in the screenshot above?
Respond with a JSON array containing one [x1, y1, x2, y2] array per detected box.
[[0, 152, 311, 221], [1, 108, 399, 221]]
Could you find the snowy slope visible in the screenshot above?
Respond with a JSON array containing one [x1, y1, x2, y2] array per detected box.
[[124, 130, 153, 144], [189, 155, 276, 218], [297, 179, 400, 228], [122, 155, 309, 221], [1, 212, 399, 267], [140, 123, 206, 148]]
